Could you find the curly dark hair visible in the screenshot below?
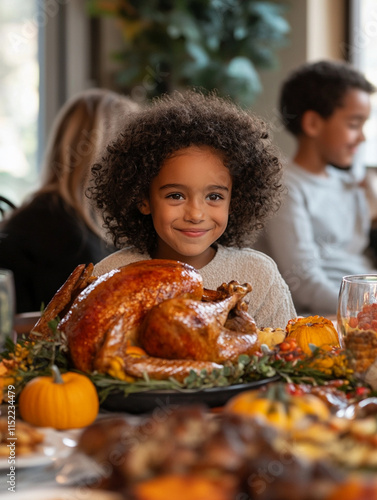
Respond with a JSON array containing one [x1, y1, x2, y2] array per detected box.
[[90, 90, 283, 254], [280, 60, 375, 137]]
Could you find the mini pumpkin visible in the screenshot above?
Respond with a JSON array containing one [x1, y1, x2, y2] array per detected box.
[[285, 315, 341, 355], [19, 365, 99, 429], [225, 383, 330, 430]]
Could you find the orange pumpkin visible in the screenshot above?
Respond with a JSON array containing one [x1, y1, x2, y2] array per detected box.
[[19, 365, 99, 429], [225, 383, 330, 431], [285, 315, 341, 355]]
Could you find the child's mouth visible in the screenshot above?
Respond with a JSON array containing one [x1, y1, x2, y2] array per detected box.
[[178, 229, 208, 238]]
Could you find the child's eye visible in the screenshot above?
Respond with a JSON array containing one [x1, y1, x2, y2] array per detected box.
[[348, 120, 363, 130], [166, 193, 184, 200], [207, 193, 224, 201]]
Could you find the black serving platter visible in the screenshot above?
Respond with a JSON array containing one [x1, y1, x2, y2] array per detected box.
[[101, 376, 280, 414]]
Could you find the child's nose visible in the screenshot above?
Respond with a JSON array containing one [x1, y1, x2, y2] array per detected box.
[[359, 128, 367, 143], [184, 201, 204, 223]]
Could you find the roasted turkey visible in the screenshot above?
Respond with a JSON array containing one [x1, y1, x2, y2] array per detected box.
[[31, 259, 260, 382], [59, 259, 204, 373]]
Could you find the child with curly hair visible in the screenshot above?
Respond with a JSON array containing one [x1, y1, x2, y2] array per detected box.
[[90, 90, 296, 328]]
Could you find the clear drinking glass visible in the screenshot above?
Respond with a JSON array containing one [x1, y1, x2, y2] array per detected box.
[[0, 269, 16, 350], [337, 274, 377, 341]]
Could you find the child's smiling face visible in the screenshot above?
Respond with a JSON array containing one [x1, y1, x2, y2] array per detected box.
[[139, 145, 232, 269], [312, 88, 371, 169]]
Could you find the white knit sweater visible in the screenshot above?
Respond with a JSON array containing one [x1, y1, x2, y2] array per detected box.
[[93, 244, 296, 329]]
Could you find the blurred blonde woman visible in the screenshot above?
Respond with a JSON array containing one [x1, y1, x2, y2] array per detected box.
[[0, 88, 140, 313]]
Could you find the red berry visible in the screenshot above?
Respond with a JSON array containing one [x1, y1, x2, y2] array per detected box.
[[355, 386, 370, 397], [360, 322, 371, 330], [349, 317, 358, 328], [279, 342, 291, 352]]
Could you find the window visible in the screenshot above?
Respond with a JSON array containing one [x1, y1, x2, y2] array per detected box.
[[0, 1, 95, 206], [350, 0, 377, 168], [0, 1, 40, 205]]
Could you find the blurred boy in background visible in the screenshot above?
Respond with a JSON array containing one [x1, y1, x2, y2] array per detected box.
[[254, 60, 375, 316]]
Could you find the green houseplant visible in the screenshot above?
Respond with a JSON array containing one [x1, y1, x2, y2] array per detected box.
[[87, 0, 290, 106]]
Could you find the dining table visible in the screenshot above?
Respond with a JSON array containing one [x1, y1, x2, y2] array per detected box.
[[2, 369, 377, 500], [2, 306, 377, 500]]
